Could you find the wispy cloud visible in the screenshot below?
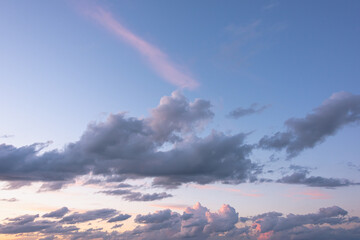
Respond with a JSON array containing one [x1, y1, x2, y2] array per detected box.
[[228, 103, 270, 119], [0, 198, 18, 202], [285, 190, 332, 200], [82, 5, 199, 89]]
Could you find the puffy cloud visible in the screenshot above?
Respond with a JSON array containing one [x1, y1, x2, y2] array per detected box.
[[246, 206, 348, 233], [228, 103, 270, 119], [135, 210, 172, 224], [204, 204, 238, 233], [259, 92, 360, 158], [0, 92, 256, 189], [1, 203, 360, 239], [0, 91, 358, 192], [148, 90, 214, 142]]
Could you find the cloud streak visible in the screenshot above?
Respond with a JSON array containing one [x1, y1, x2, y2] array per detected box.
[[84, 5, 199, 89]]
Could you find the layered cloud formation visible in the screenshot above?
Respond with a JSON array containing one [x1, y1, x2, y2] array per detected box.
[[0, 91, 257, 190], [1, 203, 359, 240], [0, 91, 359, 191]]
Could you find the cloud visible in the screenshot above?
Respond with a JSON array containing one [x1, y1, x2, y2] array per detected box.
[[38, 181, 74, 192], [259, 92, 360, 158], [100, 189, 173, 202], [277, 171, 358, 188], [1, 203, 360, 239], [60, 209, 118, 224], [0, 197, 18, 202], [0, 135, 14, 139], [247, 206, 348, 233], [2, 181, 32, 190], [0, 91, 257, 189], [43, 207, 69, 219], [111, 224, 123, 229], [83, 5, 199, 89], [135, 210, 172, 224], [228, 103, 270, 119], [148, 90, 214, 142], [1, 91, 358, 191], [107, 214, 131, 223]]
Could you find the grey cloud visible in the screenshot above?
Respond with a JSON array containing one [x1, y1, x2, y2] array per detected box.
[[7, 214, 39, 225], [3, 181, 32, 190], [38, 181, 74, 192], [0, 91, 256, 189], [1, 203, 360, 240], [277, 171, 357, 188], [0, 134, 14, 139], [0, 214, 53, 234], [0, 221, 53, 234], [38, 236, 56, 240], [43, 207, 69, 219], [107, 214, 131, 223], [111, 224, 123, 229], [259, 92, 360, 158], [348, 162, 360, 171], [271, 225, 360, 240], [135, 210, 172, 224], [228, 103, 270, 119], [115, 183, 132, 188], [248, 206, 348, 233], [60, 209, 118, 224], [0, 197, 17, 202], [124, 192, 173, 201], [148, 90, 214, 142], [100, 189, 172, 202]]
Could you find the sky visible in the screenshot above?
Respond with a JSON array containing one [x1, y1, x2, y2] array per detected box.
[[0, 0, 360, 239]]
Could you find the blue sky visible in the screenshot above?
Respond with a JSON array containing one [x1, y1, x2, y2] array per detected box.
[[0, 1, 360, 239]]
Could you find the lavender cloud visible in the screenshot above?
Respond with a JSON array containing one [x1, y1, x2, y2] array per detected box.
[[43, 207, 69, 219], [1, 203, 359, 239], [0, 91, 256, 189], [277, 171, 358, 188], [100, 189, 172, 202], [259, 92, 360, 158], [228, 103, 270, 119]]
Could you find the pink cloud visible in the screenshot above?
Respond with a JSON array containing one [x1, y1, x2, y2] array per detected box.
[[82, 5, 199, 89], [150, 204, 189, 211], [285, 190, 332, 200]]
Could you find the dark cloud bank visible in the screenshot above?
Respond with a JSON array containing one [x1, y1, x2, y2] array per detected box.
[[0, 91, 359, 190], [1, 203, 360, 240]]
